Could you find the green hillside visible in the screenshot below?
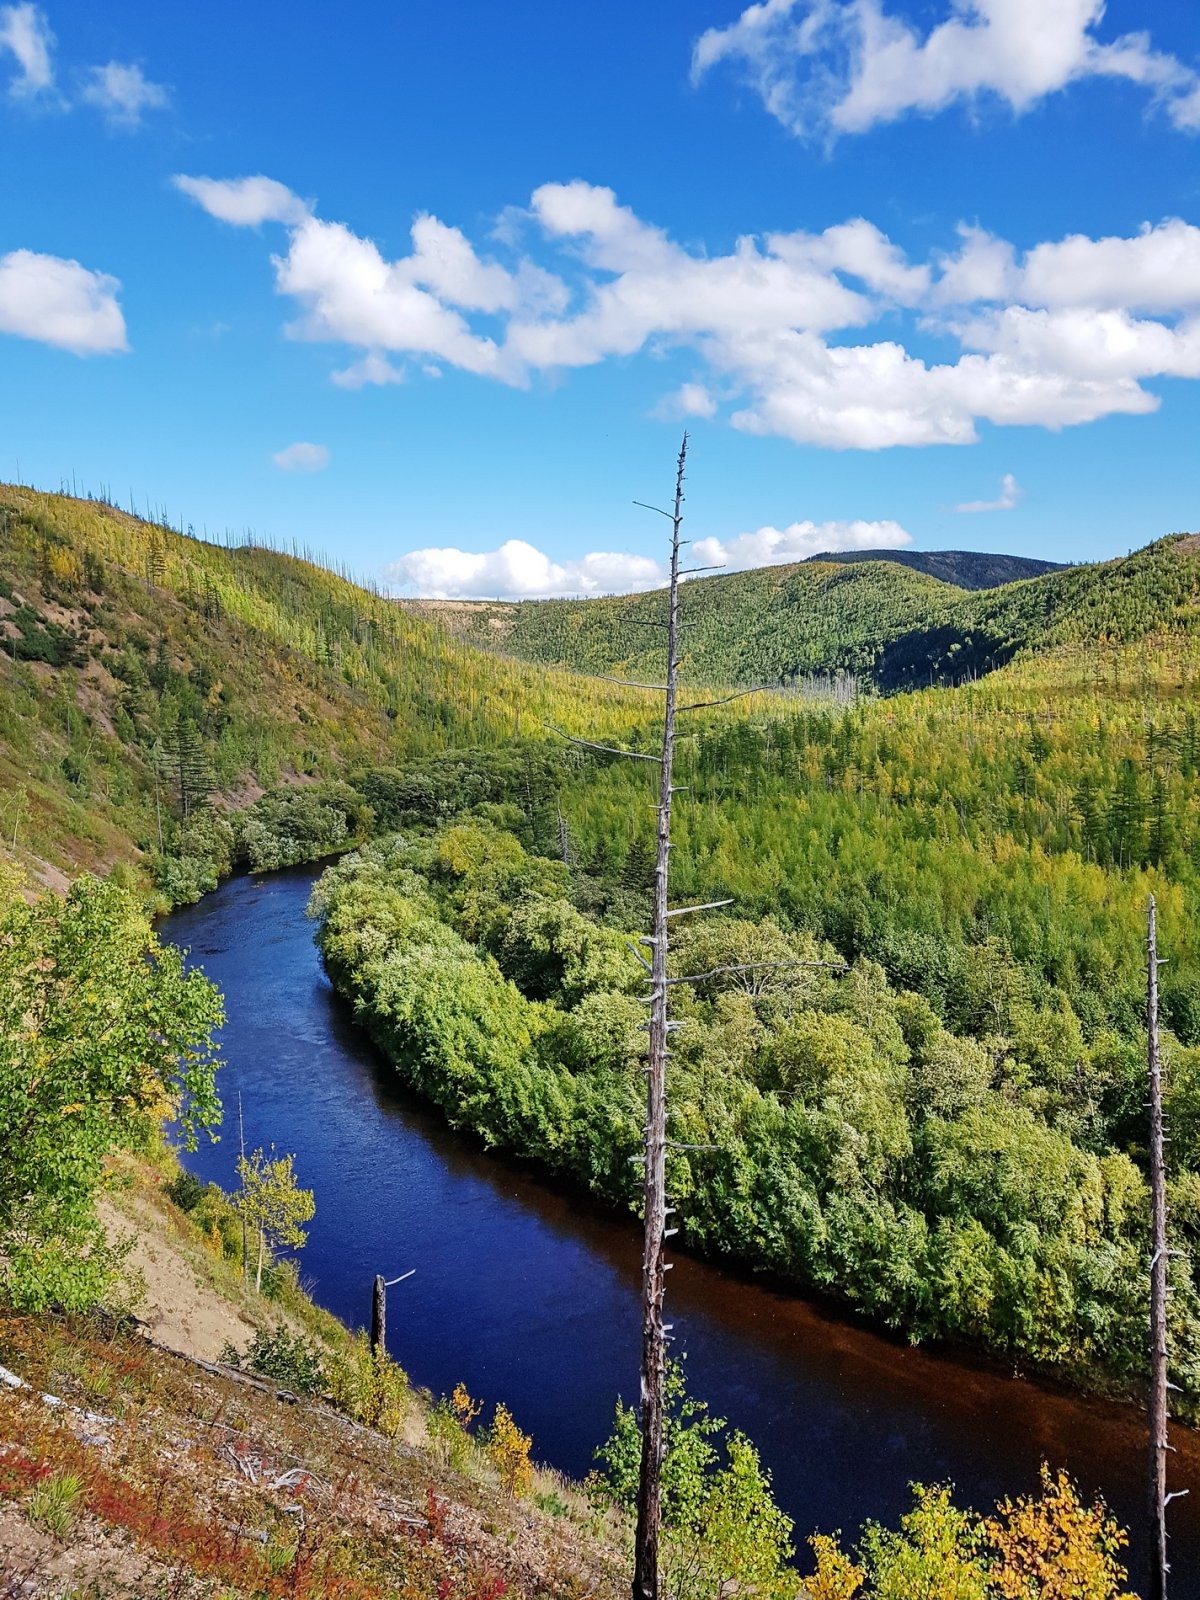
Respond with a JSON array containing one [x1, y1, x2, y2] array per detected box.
[[0, 485, 657, 887], [408, 535, 1200, 693], [877, 535, 1200, 689], [9, 481, 1200, 1416], [304, 620, 1200, 1412], [404, 558, 964, 690]]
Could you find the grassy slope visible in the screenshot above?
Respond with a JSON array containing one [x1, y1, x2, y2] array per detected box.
[[0, 486, 656, 883], [408, 535, 1200, 692], [0, 1155, 624, 1600]]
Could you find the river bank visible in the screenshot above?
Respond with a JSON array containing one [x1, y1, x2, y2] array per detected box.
[[163, 863, 1200, 1591]]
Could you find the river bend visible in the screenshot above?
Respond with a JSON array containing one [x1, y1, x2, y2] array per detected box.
[[164, 865, 1200, 1592]]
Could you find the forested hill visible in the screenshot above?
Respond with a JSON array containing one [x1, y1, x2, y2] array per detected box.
[[810, 548, 1063, 589], [12, 480, 1200, 1430], [403, 560, 962, 689], [406, 534, 1200, 692], [0, 485, 655, 885]]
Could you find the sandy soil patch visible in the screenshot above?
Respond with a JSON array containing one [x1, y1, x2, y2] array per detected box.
[[98, 1189, 255, 1364], [24, 858, 70, 897]]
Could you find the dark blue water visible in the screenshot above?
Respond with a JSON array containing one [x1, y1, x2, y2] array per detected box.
[[164, 865, 1200, 1592]]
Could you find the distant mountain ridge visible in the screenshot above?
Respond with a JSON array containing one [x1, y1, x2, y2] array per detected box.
[[408, 536, 1200, 692], [808, 548, 1065, 590]]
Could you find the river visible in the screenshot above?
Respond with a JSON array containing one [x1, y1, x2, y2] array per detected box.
[[164, 864, 1200, 1592]]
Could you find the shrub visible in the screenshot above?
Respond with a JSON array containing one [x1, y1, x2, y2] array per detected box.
[[326, 1333, 409, 1435], [802, 1471, 1134, 1600], [221, 1325, 325, 1396], [163, 1168, 207, 1213], [237, 781, 369, 873], [486, 1403, 533, 1499], [149, 850, 220, 907], [533, 1489, 570, 1518], [427, 1388, 475, 1471], [189, 1183, 242, 1260]]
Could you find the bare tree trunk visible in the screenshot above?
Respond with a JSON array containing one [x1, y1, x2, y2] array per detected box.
[[633, 435, 687, 1600], [239, 1091, 248, 1287], [1148, 894, 1170, 1600], [371, 1273, 387, 1356], [256, 1228, 265, 1295]]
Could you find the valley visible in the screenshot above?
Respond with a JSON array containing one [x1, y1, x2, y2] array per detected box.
[[4, 485, 1199, 1594]]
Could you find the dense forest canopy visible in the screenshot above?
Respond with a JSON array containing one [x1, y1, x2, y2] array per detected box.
[[807, 548, 1064, 589], [310, 814, 1199, 1409], [5, 484, 1200, 1417], [409, 534, 1200, 693]]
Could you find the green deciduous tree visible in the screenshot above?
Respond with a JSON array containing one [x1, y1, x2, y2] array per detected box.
[[0, 867, 223, 1309], [591, 1362, 798, 1600], [235, 1146, 316, 1293]]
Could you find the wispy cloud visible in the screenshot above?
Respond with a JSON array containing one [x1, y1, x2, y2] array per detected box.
[[692, 0, 1200, 141], [954, 472, 1024, 513], [79, 61, 168, 127], [652, 381, 718, 420], [271, 441, 330, 473], [172, 174, 310, 227], [331, 352, 406, 389], [0, 3, 54, 98], [1, 6, 169, 123]]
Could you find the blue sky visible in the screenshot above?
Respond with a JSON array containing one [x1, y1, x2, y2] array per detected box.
[[2, 1, 1200, 595]]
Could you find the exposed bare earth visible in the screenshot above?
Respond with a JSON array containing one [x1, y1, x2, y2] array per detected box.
[[0, 1165, 626, 1599], [97, 1187, 257, 1364], [0, 1501, 168, 1599]]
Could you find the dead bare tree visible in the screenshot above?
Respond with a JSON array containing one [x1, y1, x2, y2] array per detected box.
[[1147, 894, 1182, 1599], [551, 434, 693, 1600], [369, 1268, 415, 1356], [549, 435, 841, 1600], [630, 435, 689, 1600]]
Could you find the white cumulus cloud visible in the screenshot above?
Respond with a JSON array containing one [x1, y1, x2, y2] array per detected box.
[[390, 518, 912, 598], [1019, 220, 1200, 314], [390, 540, 667, 600], [692, 0, 1200, 140], [0, 249, 126, 353], [693, 518, 911, 570], [80, 61, 168, 126], [179, 172, 1200, 451], [272, 441, 330, 473], [173, 174, 311, 227], [0, 2, 53, 98], [275, 214, 515, 378], [954, 472, 1024, 512]]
